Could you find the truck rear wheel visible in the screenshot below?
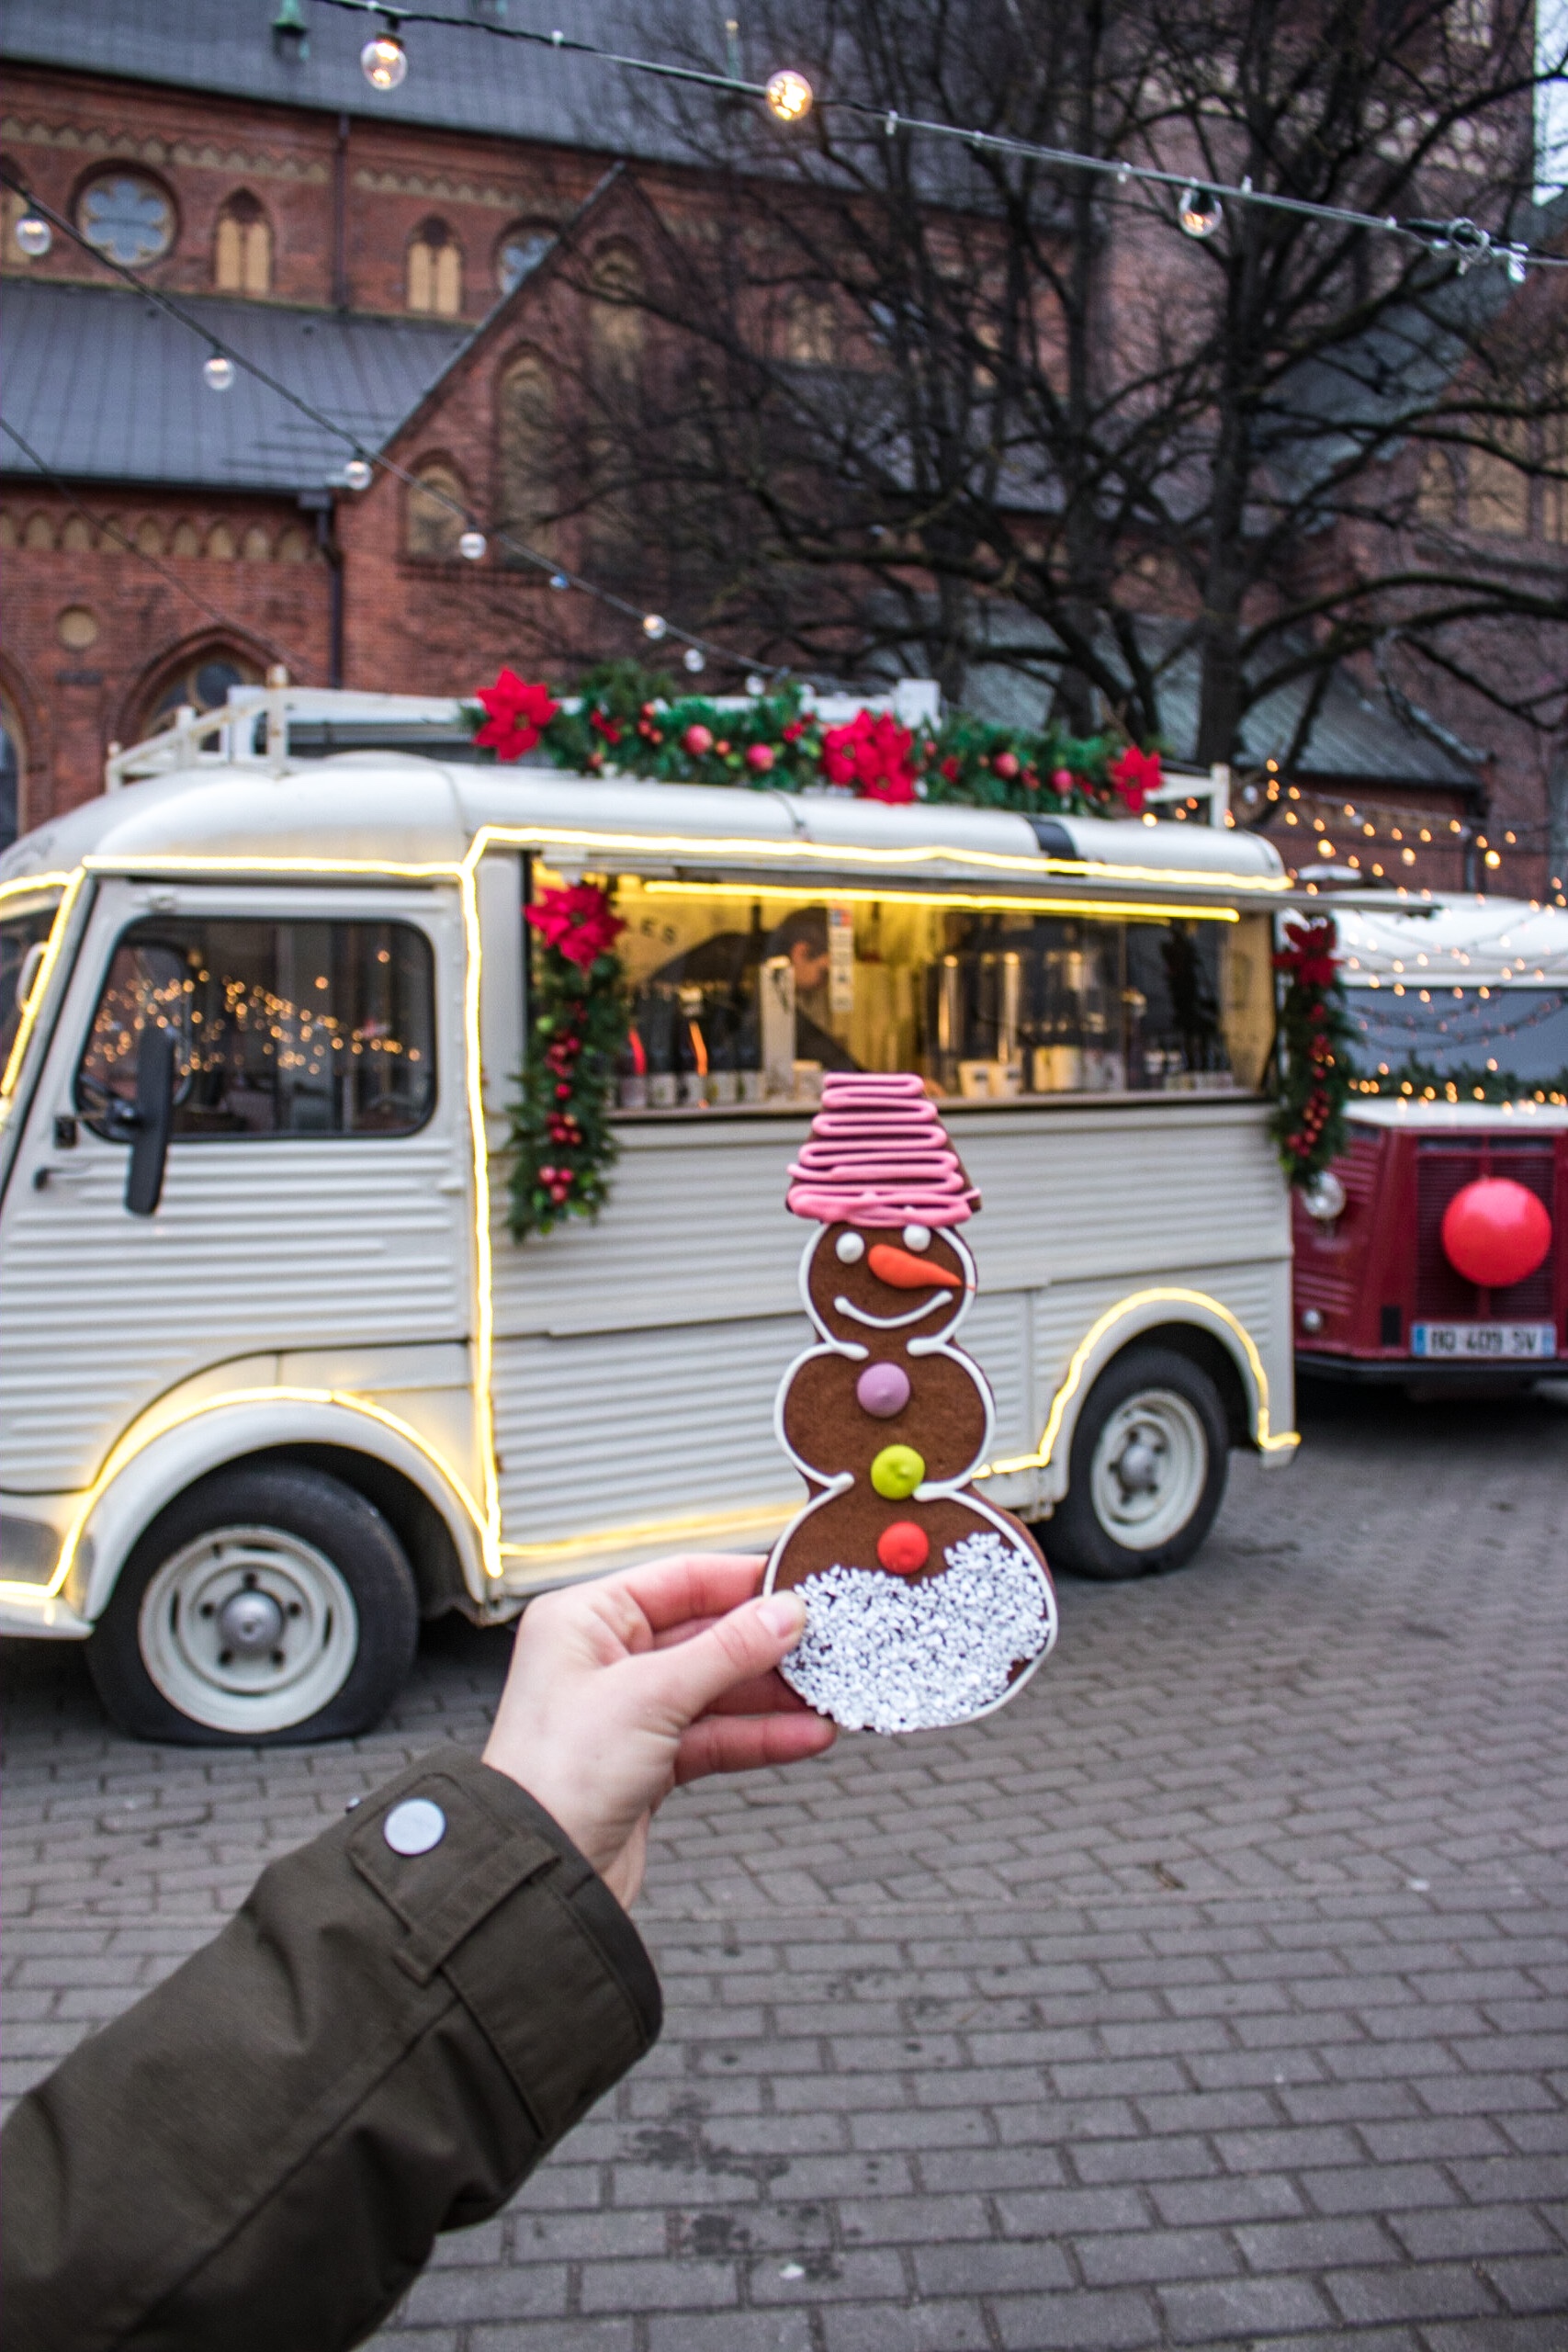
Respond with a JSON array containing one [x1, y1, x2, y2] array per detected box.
[[1046, 1344, 1228, 1580], [87, 1463, 419, 1746]]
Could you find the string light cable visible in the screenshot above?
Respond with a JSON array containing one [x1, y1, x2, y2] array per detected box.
[[0, 163, 769, 682], [303, 0, 1568, 277], [0, 416, 310, 681]]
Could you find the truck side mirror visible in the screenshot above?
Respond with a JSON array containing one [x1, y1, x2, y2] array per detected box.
[[123, 1023, 178, 1216]]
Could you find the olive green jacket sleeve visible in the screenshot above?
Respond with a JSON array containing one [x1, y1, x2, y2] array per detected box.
[[1, 1747, 661, 2352]]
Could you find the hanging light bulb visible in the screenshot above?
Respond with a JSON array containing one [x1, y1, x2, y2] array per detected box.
[[14, 210, 52, 258], [764, 68, 814, 124], [682, 646, 705, 673], [343, 458, 373, 492], [1178, 184, 1223, 240], [203, 352, 235, 391], [746, 673, 766, 696], [548, 571, 570, 592], [361, 29, 409, 90], [457, 529, 487, 561], [642, 613, 667, 640]]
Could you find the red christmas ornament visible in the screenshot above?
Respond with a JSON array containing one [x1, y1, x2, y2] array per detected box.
[[746, 742, 776, 773], [1050, 766, 1075, 793], [876, 1520, 930, 1575], [992, 750, 1021, 780], [1440, 1179, 1552, 1289], [683, 722, 714, 756]]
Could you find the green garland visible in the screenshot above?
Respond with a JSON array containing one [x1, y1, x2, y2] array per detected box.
[[1269, 916, 1353, 1184], [466, 660, 1161, 819], [1349, 1059, 1568, 1108], [507, 881, 630, 1241]]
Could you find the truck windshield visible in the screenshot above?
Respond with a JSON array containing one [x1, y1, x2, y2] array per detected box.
[[1344, 984, 1568, 1102]]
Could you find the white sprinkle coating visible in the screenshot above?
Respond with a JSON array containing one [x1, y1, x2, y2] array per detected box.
[[779, 1531, 1051, 1734]]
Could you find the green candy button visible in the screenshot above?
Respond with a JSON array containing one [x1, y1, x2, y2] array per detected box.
[[870, 1443, 926, 1499]]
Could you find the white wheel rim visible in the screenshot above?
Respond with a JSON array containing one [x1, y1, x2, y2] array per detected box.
[[138, 1525, 359, 1735], [1088, 1389, 1209, 1553]]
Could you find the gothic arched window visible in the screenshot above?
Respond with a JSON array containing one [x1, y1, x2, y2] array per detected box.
[[497, 350, 555, 562], [215, 192, 273, 295], [405, 459, 468, 560], [408, 220, 462, 317]]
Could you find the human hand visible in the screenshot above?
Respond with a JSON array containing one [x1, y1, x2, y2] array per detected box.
[[481, 1554, 834, 1907]]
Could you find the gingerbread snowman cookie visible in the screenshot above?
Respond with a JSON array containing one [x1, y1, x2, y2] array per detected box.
[[765, 1072, 1057, 1733]]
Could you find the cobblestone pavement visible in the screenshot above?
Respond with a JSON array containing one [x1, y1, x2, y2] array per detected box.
[[5, 1382, 1567, 2352]]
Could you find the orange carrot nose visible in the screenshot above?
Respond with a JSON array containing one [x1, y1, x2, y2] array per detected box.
[[867, 1241, 963, 1291]]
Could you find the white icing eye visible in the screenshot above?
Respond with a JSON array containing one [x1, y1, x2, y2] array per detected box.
[[902, 1225, 931, 1252], [834, 1230, 865, 1263]]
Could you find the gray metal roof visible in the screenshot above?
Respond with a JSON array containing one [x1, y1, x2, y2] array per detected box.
[[0, 0, 673, 162], [0, 280, 470, 491], [964, 614, 1480, 794]]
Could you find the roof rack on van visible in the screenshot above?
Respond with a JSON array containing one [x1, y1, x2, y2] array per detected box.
[[104, 673, 1232, 827]]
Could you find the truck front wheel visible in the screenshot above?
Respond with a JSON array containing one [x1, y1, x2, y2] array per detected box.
[[87, 1463, 419, 1746], [1046, 1345, 1229, 1580]]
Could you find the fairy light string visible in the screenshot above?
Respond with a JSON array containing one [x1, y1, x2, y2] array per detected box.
[[0, 416, 312, 681], [305, 0, 1568, 275], [0, 165, 770, 680]]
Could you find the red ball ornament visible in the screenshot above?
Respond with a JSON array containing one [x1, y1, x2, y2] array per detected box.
[[1050, 766, 1075, 792], [876, 1520, 930, 1576], [992, 750, 1021, 780], [1440, 1178, 1551, 1289], [682, 722, 714, 756], [746, 742, 776, 773]]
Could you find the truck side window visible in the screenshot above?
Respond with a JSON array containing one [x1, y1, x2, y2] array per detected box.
[[76, 919, 436, 1139]]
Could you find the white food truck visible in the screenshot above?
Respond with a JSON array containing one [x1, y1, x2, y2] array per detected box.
[[0, 687, 1298, 1744]]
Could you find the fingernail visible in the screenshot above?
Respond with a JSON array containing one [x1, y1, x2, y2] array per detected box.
[[759, 1592, 806, 1639]]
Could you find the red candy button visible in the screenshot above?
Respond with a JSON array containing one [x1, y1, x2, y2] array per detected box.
[[877, 1520, 930, 1575]]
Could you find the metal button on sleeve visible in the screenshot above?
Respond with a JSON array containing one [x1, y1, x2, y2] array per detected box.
[[383, 1797, 446, 1856]]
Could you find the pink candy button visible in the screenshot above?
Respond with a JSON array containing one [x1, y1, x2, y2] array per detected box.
[[856, 1362, 911, 1419]]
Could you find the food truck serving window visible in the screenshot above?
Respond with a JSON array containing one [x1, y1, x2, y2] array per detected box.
[[76, 918, 436, 1138], [557, 870, 1275, 1110]]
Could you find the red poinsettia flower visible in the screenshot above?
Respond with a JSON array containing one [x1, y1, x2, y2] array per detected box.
[[1107, 744, 1162, 814], [1274, 919, 1337, 989], [473, 667, 560, 762], [820, 708, 917, 804], [525, 882, 626, 971]]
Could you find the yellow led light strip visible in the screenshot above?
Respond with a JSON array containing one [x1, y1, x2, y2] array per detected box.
[[457, 850, 501, 1565], [638, 879, 1239, 924], [498, 1498, 797, 1569], [468, 820, 1285, 893], [1, 870, 86, 1100], [0, 871, 76, 907], [0, 1385, 494, 1607], [978, 1287, 1301, 1476]]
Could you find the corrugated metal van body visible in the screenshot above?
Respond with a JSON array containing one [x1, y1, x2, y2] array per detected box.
[[491, 1099, 1291, 1574], [0, 880, 471, 1496]]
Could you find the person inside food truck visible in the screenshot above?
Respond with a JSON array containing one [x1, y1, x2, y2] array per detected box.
[[2, 1559, 831, 2352], [740, 905, 861, 1073]]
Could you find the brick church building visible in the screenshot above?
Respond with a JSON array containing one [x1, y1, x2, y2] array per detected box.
[[2, 2, 1563, 898]]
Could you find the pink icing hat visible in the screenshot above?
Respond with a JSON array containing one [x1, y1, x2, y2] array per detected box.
[[787, 1072, 980, 1227]]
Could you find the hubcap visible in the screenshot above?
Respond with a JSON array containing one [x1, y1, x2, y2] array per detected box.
[[1089, 1389, 1209, 1553], [138, 1526, 359, 1736]]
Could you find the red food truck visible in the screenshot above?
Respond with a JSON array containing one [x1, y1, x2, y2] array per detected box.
[[1292, 893, 1568, 1389]]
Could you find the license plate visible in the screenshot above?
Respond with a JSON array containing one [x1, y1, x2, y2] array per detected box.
[[1410, 1323, 1557, 1360]]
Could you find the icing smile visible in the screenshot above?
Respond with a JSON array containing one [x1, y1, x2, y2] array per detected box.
[[834, 1290, 953, 1330]]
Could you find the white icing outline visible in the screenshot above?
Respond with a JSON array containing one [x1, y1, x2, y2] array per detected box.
[[771, 1219, 999, 1538]]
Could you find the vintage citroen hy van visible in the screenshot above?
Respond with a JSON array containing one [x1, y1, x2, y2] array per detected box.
[[0, 688, 1298, 1744]]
